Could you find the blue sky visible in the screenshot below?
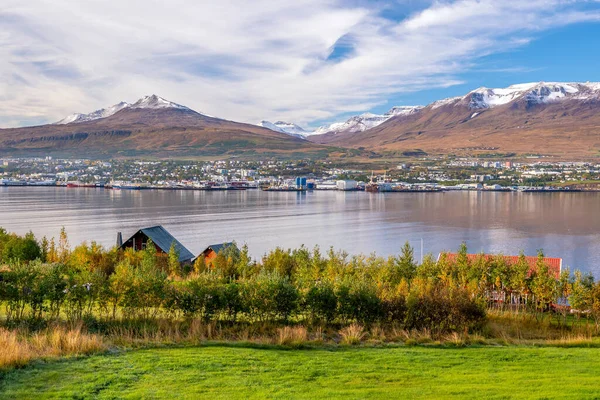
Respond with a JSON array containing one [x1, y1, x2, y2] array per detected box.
[[2, 0, 600, 129], [373, 21, 600, 115]]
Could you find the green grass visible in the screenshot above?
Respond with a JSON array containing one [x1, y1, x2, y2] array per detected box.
[[1, 345, 600, 399]]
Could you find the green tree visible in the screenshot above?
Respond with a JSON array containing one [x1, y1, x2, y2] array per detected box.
[[168, 242, 181, 277], [395, 242, 417, 281], [305, 282, 337, 323], [570, 270, 593, 321], [530, 251, 557, 316], [455, 242, 470, 287], [235, 244, 254, 278], [1, 231, 41, 263], [58, 227, 70, 262]]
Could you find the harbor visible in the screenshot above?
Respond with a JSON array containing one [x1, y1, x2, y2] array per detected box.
[[0, 177, 587, 192]]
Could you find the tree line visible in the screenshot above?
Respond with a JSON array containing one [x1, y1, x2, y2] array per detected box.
[[1, 228, 599, 333]]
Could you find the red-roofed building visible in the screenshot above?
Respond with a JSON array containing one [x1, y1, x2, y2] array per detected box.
[[438, 253, 562, 279]]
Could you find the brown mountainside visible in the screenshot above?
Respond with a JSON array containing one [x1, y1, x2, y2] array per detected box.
[[0, 97, 329, 159], [310, 83, 600, 157]]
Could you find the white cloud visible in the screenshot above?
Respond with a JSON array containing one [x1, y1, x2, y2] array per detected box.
[[1, 0, 599, 128]]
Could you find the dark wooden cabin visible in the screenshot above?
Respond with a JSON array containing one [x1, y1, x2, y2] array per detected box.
[[119, 225, 194, 264]]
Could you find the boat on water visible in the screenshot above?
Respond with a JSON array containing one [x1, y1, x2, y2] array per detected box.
[[391, 187, 444, 193], [204, 182, 245, 190], [263, 188, 306, 192], [66, 181, 98, 188], [28, 179, 57, 186], [110, 181, 148, 190], [1, 179, 27, 186], [262, 185, 306, 192], [517, 187, 582, 193], [365, 183, 378, 192]]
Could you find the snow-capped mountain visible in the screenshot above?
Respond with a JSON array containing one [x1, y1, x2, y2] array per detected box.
[[260, 106, 424, 138], [55, 101, 130, 124], [434, 82, 600, 111], [309, 81, 600, 158], [4, 94, 319, 159], [130, 94, 190, 110], [259, 121, 309, 139], [312, 105, 423, 135], [55, 95, 193, 124]]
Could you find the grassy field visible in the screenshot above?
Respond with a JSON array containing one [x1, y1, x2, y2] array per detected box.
[[1, 345, 600, 399]]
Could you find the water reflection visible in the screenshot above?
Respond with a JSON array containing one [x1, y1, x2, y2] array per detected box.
[[0, 188, 599, 276]]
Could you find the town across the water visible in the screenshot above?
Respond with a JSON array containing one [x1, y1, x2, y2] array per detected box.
[[1, 157, 598, 192]]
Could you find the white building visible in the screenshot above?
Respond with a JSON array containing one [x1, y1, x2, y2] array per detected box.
[[336, 180, 357, 191]]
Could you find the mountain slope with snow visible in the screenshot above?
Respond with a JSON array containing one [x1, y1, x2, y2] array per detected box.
[[260, 106, 424, 138], [440, 82, 600, 110], [3, 95, 326, 158], [309, 81, 600, 157], [259, 121, 308, 139], [55, 95, 198, 125], [56, 102, 130, 124], [129, 94, 190, 110], [312, 106, 423, 135]]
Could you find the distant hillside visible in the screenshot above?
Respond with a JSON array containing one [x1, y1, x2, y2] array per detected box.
[[259, 106, 423, 139], [309, 82, 600, 158], [0, 95, 331, 159]]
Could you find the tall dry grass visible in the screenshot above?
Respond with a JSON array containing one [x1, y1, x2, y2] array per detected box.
[[339, 324, 365, 345], [0, 325, 106, 370], [2, 311, 598, 372], [277, 326, 308, 346]]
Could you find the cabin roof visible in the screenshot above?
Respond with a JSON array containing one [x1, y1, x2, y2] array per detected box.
[[203, 242, 236, 254], [439, 253, 562, 279], [124, 225, 194, 262]]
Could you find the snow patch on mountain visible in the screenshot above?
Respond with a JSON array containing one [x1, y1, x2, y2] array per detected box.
[[55, 101, 130, 124], [130, 95, 190, 110], [385, 106, 424, 118], [259, 121, 308, 139], [312, 105, 423, 135], [55, 95, 199, 125], [430, 96, 462, 109], [432, 82, 600, 111]]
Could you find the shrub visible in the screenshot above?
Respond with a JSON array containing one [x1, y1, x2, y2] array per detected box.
[[382, 295, 407, 325], [1, 231, 41, 263], [405, 285, 486, 334], [243, 272, 299, 322], [222, 283, 244, 322], [337, 283, 381, 325], [305, 283, 337, 323]]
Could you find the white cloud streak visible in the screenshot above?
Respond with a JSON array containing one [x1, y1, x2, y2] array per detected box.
[[1, 0, 599, 128]]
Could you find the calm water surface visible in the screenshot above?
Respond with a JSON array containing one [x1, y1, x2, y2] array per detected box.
[[1, 187, 599, 276]]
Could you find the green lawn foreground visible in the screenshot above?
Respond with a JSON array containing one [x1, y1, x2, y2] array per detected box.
[[1, 345, 599, 399]]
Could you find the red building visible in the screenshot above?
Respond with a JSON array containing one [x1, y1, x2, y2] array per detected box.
[[196, 242, 238, 265], [440, 253, 562, 279]]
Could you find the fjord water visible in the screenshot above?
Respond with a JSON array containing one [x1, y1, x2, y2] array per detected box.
[[1, 187, 599, 276]]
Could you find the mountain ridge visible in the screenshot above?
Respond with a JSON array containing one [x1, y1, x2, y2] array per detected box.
[[260, 105, 424, 138], [309, 81, 600, 158], [0, 95, 331, 158]]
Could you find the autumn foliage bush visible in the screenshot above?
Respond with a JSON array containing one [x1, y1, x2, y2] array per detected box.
[[3, 228, 598, 338]]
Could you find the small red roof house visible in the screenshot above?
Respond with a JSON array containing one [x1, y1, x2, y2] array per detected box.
[[439, 253, 562, 279], [195, 242, 239, 265]]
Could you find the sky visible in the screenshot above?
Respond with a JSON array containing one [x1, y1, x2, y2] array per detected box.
[[2, 0, 600, 130]]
